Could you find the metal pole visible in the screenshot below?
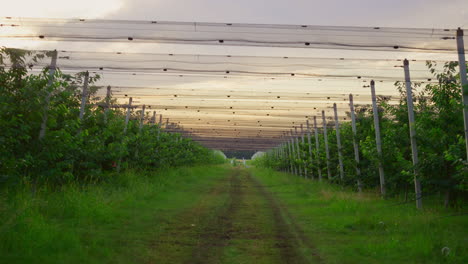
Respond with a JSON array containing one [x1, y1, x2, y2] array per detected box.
[[370, 80, 386, 197], [404, 59, 422, 209], [123, 97, 132, 134], [349, 94, 362, 192], [322, 111, 332, 180], [79, 71, 89, 121], [306, 120, 314, 179], [39, 50, 58, 140], [333, 103, 344, 181], [456, 28, 468, 159], [313, 116, 322, 181]]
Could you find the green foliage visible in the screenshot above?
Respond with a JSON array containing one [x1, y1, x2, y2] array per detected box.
[[0, 48, 224, 186], [257, 61, 467, 206]]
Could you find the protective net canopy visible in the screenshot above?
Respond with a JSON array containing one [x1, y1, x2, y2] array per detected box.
[[1, 17, 466, 151]]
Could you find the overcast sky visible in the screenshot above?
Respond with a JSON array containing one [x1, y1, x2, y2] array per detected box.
[[2, 0, 468, 28]]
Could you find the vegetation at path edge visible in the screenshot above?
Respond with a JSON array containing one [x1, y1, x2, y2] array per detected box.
[[250, 167, 467, 264]]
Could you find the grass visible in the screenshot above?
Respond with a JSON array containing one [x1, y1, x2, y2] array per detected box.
[[0, 165, 230, 264], [249, 167, 468, 264], [1, 165, 466, 263]]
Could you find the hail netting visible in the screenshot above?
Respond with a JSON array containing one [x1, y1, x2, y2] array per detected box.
[[0, 17, 461, 52], [1, 17, 465, 150]]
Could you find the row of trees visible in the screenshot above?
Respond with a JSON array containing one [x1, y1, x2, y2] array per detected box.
[[255, 60, 467, 208], [0, 48, 225, 187]]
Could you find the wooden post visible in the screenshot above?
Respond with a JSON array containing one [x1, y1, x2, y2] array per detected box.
[[349, 94, 363, 192], [39, 50, 58, 140], [104, 86, 111, 123], [333, 103, 344, 181], [404, 59, 422, 209], [79, 71, 89, 121], [322, 111, 332, 180], [456, 28, 468, 159], [313, 116, 322, 181], [370, 80, 386, 197], [306, 120, 314, 179], [123, 97, 133, 134]]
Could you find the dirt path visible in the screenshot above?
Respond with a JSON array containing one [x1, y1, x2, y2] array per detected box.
[[148, 167, 321, 264]]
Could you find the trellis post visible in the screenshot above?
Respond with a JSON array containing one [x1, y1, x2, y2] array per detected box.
[[118, 97, 133, 172], [139, 104, 146, 132], [370, 80, 386, 197], [349, 94, 362, 192], [322, 111, 332, 180], [104, 86, 111, 123], [152, 111, 157, 124], [123, 97, 133, 134], [290, 129, 297, 175], [313, 116, 322, 181], [404, 59, 422, 209], [456, 28, 468, 159], [78, 71, 89, 121], [300, 124, 307, 178], [39, 50, 58, 140], [287, 135, 293, 173], [295, 127, 302, 177], [306, 120, 314, 179], [333, 103, 344, 181]]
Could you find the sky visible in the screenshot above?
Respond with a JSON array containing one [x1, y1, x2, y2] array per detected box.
[[1, 0, 467, 150], [1, 0, 467, 28]]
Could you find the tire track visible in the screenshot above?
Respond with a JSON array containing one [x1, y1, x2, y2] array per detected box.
[[149, 167, 322, 263], [187, 168, 243, 263], [247, 172, 323, 264]]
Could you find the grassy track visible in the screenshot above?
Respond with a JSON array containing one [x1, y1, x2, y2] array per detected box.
[[149, 167, 320, 263], [250, 167, 468, 264], [1, 165, 466, 263]]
